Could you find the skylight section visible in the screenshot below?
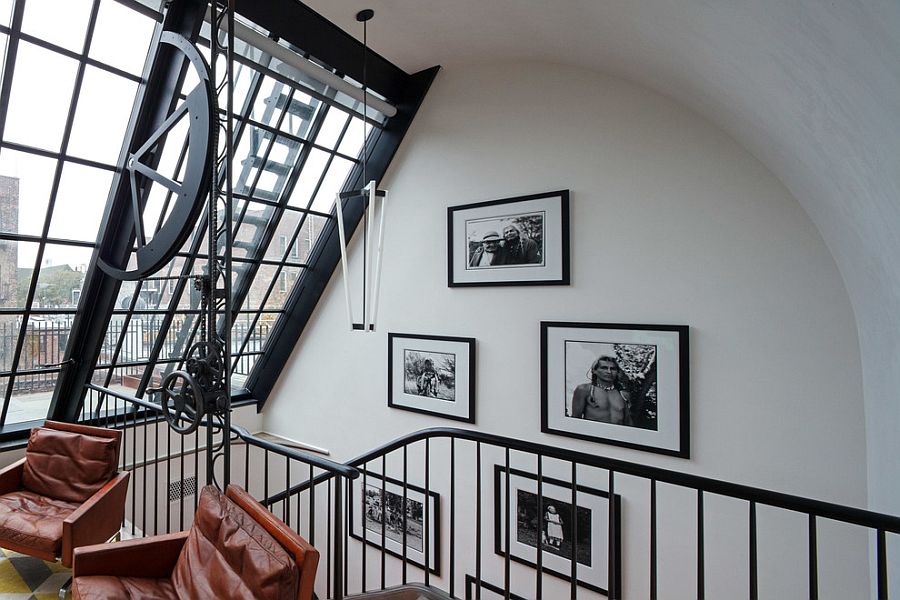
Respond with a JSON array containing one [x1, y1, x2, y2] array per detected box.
[[0, 0, 154, 427]]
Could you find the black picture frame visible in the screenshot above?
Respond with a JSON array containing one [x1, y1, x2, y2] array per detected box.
[[493, 465, 622, 596], [348, 470, 441, 575], [388, 332, 476, 423], [447, 190, 570, 287], [541, 321, 690, 458]]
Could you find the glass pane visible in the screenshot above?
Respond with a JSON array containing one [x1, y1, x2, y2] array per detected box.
[[311, 156, 353, 213], [250, 76, 285, 126], [336, 117, 372, 158], [278, 91, 320, 140], [232, 313, 275, 355], [48, 162, 113, 242], [264, 266, 299, 310], [0, 150, 56, 236], [32, 245, 90, 309], [22, 0, 93, 53], [3, 41, 78, 152], [9, 240, 41, 307], [158, 313, 199, 364], [0, 316, 20, 371], [295, 214, 327, 262], [0, 1, 13, 27], [286, 148, 328, 209], [18, 313, 72, 371], [68, 66, 139, 165], [7, 371, 58, 424], [234, 201, 275, 261], [265, 210, 301, 261], [89, 0, 156, 75], [232, 353, 258, 384], [314, 108, 348, 150]]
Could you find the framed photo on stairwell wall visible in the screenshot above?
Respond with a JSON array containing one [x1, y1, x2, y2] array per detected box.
[[493, 465, 622, 596], [541, 321, 690, 458], [447, 190, 570, 287], [388, 332, 476, 423]]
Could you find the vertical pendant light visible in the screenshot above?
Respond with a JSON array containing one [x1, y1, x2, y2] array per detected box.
[[335, 8, 387, 332]]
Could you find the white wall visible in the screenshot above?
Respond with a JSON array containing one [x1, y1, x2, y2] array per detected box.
[[264, 62, 870, 597]]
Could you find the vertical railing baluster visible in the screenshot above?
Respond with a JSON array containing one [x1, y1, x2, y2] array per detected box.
[[877, 528, 888, 600], [424, 439, 431, 587], [362, 466, 368, 593], [808, 514, 818, 600], [166, 419, 171, 534], [264, 449, 269, 503], [504, 447, 511, 600], [749, 500, 757, 600], [309, 464, 316, 545], [570, 463, 578, 600], [179, 432, 185, 531], [153, 415, 159, 535], [344, 476, 349, 596], [450, 437, 456, 599], [193, 427, 199, 513], [476, 441, 482, 600], [327, 479, 332, 600], [131, 405, 137, 535], [537, 454, 543, 600], [650, 479, 657, 600], [142, 411, 147, 533], [402, 444, 408, 585], [697, 490, 704, 600], [284, 458, 290, 525], [608, 468, 616, 599], [333, 478, 344, 600], [381, 454, 386, 590], [244, 443, 250, 491]]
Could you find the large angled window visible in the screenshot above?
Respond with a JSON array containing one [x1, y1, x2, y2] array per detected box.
[[0, 0, 421, 432], [84, 10, 386, 402], [0, 0, 155, 426]]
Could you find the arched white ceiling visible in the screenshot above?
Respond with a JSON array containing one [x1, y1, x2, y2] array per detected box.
[[305, 0, 900, 514]]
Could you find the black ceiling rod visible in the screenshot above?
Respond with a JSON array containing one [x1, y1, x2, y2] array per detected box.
[[50, 0, 211, 422]]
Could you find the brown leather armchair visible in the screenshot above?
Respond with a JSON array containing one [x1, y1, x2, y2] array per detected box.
[[0, 420, 129, 568], [72, 484, 320, 600]]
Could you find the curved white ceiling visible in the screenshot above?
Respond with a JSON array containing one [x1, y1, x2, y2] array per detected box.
[[307, 0, 900, 510]]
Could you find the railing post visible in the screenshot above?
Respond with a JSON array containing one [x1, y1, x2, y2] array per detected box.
[[334, 476, 344, 600]]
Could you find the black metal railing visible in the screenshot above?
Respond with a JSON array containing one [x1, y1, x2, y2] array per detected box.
[[269, 427, 898, 600], [73, 388, 899, 599], [79, 384, 359, 599]]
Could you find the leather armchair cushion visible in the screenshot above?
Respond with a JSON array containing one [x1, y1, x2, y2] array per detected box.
[[0, 490, 79, 556], [171, 486, 298, 600], [72, 575, 176, 600], [22, 427, 118, 503]]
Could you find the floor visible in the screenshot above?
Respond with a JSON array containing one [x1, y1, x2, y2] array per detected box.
[[0, 548, 70, 600]]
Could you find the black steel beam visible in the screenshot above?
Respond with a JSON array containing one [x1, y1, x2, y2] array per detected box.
[[50, 0, 210, 422], [250, 65, 439, 407], [233, 0, 409, 103]]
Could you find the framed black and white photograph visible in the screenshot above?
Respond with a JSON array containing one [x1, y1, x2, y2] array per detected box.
[[494, 466, 621, 596], [448, 190, 570, 286], [541, 321, 690, 457], [349, 471, 441, 575], [464, 575, 528, 600], [388, 333, 475, 423]]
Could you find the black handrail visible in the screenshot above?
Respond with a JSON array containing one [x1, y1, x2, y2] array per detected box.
[[85, 383, 359, 479], [349, 426, 900, 532]]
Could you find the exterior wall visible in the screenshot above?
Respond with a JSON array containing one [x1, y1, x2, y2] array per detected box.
[[263, 63, 870, 597]]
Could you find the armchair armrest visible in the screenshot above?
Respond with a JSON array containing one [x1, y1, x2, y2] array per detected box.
[[73, 530, 189, 578], [61, 471, 130, 567], [0, 458, 24, 496]]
